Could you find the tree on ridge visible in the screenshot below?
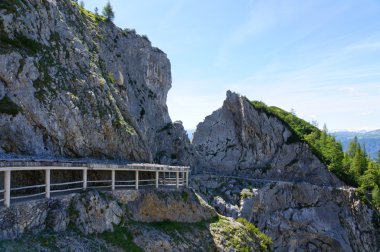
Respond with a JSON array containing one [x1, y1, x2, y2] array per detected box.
[[102, 1, 115, 22]]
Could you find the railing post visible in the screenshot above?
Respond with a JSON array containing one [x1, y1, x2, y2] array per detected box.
[[83, 169, 87, 190], [45, 169, 50, 199], [176, 171, 179, 189], [155, 171, 159, 188], [135, 170, 139, 190], [186, 171, 189, 187], [111, 170, 115, 191], [4, 170, 11, 207]]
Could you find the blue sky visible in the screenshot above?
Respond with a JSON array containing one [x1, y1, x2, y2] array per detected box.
[[82, 0, 380, 131]]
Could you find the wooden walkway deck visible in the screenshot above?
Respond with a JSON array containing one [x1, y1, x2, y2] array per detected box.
[[0, 158, 190, 207]]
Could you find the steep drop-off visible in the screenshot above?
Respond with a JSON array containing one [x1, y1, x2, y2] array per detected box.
[[191, 92, 380, 251], [0, 0, 189, 164]]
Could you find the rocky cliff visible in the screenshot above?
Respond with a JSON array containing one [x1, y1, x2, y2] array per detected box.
[[1, 1, 379, 252], [193, 91, 341, 186], [0, 189, 269, 251], [0, 0, 189, 164], [191, 92, 380, 251], [192, 175, 380, 252]]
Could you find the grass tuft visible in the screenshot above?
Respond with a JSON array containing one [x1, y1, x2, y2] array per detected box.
[[0, 96, 21, 116]]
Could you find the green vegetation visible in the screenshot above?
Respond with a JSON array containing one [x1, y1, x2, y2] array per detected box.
[[0, 32, 44, 55], [182, 191, 189, 201], [347, 139, 380, 208], [98, 225, 143, 252], [0, 96, 21, 116], [251, 100, 380, 209], [148, 220, 197, 233], [240, 190, 254, 199], [236, 218, 273, 252], [210, 216, 272, 252], [78, 4, 106, 24], [0, 232, 60, 251], [0, 0, 25, 13], [147, 216, 220, 234], [251, 100, 343, 172], [108, 72, 116, 84], [102, 1, 115, 22]]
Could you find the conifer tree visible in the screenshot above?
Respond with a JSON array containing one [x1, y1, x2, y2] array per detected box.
[[102, 1, 115, 22]]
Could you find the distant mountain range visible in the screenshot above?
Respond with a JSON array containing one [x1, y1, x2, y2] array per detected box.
[[332, 130, 380, 159]]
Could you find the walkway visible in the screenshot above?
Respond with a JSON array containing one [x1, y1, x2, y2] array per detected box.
[[195, 172, 351, 190], [0, 157, 190, 207]]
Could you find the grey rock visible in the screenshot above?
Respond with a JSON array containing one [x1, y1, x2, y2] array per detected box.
[[242, 182, 380, 252], [71, 190, 123, 235], [0, 189, 216, 240], [212, 196, 239, 218], [193, 91, 342, 186], [0, 0, 190, 165], [123, 188, 217, 223], [191, 175, 380, 252]]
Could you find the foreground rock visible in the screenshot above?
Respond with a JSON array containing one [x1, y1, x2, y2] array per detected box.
[[0, 189, 270, 251], [192, 175, 380, 252], [0, 189, 216, 239], [244, 182, 380, 252], [0, 0, 190, 164], [193, 91, 341, 186]]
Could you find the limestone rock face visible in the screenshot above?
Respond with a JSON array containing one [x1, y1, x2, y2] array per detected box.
[[0, 197, 69, 240], [0, 0, 189, 164], [193, 91, 341, 186], [119, 189, 217, 223], [0, 189, 216, 240], [0, 189, 264, 252], [191, 175, 380, 252], [241, 182, 380, 252], [72, 190, 123, 235]]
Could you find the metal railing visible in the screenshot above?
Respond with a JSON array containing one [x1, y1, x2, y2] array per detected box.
[[0, 162, 190, 207]]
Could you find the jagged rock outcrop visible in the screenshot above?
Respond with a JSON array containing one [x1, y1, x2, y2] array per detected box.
[[191, 92, 380, 251], [193, 91, 341, 186], [0, 189, 269, 252], [0, 189, 216, 239], [191, 175, 380, 252], [242, 182, 380, 252], [0, 0, 190, 164]]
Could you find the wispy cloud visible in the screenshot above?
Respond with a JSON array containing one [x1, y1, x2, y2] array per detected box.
[[345, 39, 380, 51]]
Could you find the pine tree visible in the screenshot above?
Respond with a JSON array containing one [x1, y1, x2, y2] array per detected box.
[[347, 136, 359, 158], [372, 186, 380, 208], [102, 1, 115, 22], [79, 0, 84, 8], [95, 7, 99, 15]]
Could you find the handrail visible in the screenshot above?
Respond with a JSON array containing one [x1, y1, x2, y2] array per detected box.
[[51, 181, 83, 187], [11, 192, 45, 200], [11, 184, 45, 191], [87, 180, 112, 184], [1, 161, 190, 207], [51, 187, 82, 194]]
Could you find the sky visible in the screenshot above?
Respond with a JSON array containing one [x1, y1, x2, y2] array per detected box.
[[81, 0, 380, 132]]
